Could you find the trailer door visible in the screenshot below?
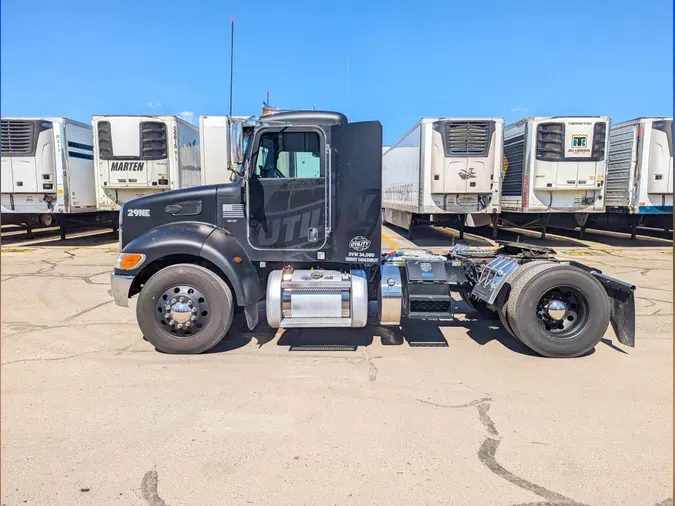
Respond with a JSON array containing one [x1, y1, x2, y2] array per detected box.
[[647, 120, 673, 194], [246, 127, 327, 250]]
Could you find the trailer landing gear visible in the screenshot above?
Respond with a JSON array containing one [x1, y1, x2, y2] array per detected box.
[[540, 214, 551, 240], [630, 215, 643, 240]]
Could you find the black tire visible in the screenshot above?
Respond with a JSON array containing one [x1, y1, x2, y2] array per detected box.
[[496, 260, 551, 339], [136, 263, 234, 354], [506, 264, 610, 358], [39, 214, 54, 227], [460, 291, 499, 320]]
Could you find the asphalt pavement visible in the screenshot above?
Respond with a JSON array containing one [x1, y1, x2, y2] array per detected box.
[[1, 226, 672, 505]]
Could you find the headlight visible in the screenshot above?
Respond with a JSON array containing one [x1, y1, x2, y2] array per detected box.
[[115, 253, 146, 270]]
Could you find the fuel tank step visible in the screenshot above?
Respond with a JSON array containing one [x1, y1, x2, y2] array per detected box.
[[280, 317, 353, 328]]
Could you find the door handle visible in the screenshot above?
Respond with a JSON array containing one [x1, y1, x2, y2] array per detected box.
[[308, 227, 318, 242]]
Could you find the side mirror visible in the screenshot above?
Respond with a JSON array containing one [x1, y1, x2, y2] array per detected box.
[[229, 121, 244, 165]]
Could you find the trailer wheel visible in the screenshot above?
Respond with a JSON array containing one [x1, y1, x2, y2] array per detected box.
[[505, 264, 610, 358], [136, 263, 234, 354], [39, 214, 54, 227], [459, 292, 499, 320]]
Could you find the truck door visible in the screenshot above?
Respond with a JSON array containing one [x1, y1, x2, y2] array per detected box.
[[646, 119, 673, 194], [246, 127, 327, 250]]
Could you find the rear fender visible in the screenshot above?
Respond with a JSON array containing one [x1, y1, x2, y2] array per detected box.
[[590, 272, 636, 347], [119, 222, 261, 311], [565, 260, 636, 347]]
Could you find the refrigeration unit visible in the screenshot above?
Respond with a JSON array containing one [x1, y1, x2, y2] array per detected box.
[[500, 116, 610, 238], [199, 115, 253, 185], [1, 117, 117, 238], [92, 115, 200, 210], [594, 117, 672, 238], [382, 117, 504, 239]]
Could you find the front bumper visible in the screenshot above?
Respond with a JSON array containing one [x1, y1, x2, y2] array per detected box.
[[110, 273, 135, 307]]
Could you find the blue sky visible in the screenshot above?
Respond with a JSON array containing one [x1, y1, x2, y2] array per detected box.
[[1, 0, 672, 144]]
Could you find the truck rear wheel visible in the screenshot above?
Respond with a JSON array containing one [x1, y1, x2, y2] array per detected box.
[[496, 260, 552, 339], [505, 264, 610, 358], [136, 263, 234, 354]]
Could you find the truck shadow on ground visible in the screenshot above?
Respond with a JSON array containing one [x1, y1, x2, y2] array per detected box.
[[202, 301, 628, 358]]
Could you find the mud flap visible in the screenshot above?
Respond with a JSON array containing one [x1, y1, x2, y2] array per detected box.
[[591, 272, 636, 347], [244, 302, 259, 330]]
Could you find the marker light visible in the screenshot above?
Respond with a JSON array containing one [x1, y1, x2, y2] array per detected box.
[[115, 253, 146, 270]]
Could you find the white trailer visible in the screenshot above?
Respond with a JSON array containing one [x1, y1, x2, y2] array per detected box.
[[1, 117, 117, 238], [500, 116, 611, 238], [593, 117, 673, 238], [92, 115, 200, 210], [382, 117, 504, 239], [199, 115, 250, 185]]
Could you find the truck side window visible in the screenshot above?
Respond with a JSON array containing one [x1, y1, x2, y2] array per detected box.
[[255, 131, 321, 178]]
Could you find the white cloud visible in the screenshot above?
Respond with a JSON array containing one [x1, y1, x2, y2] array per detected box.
[[147, 102, 162, 109], [179, 111, 195, 123], [510, 106, 528, 113]]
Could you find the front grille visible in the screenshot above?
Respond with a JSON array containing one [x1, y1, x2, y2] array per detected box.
[[410, 300, 451, 313], [141, 122, 167, 159], [536, 122, 564, 160], [592, 122, 606, 160], [97, 121, 113, 158], [1, 120, 34, 155], [444, 121, 492, 156]]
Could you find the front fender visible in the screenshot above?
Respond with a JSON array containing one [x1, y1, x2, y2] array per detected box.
[[200, 227, 261, 307], [118, 221, 261, 308]]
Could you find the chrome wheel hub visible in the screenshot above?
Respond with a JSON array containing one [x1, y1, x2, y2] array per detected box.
[[536, 287, 588, 338], [155, 285, 210, 338], [546, 300, 567, 320], [170, 301, 192, 323]]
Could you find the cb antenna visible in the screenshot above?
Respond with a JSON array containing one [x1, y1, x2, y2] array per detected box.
[[228, 16, 235, 117]]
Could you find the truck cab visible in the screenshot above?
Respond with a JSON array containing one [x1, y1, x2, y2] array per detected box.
[[111, 111, 636, 359]]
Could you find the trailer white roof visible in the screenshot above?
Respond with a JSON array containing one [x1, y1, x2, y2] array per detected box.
[[1, 116, 91, 129]]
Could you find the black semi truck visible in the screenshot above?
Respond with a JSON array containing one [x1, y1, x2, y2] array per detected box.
[[110, 111, 636, 357]]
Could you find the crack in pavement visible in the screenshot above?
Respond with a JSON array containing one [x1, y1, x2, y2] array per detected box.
[[417, 395, 592, 505], [1, 270, 111, 284], [115, 338, 143, 356], [417, 396, 492, 409], [479, 438, 587, 506], [141, 469, 167, 506], [2, 348, 123, 365], [362, 347, 378, 381], [477, 401, 499, 436], [64, 300, 115, 321], [1, 321, 137, 340]]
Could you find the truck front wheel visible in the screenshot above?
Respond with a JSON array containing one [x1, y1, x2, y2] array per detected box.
[[505, 264, 610, 358], [136, 263, 234, 354]]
